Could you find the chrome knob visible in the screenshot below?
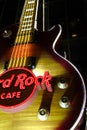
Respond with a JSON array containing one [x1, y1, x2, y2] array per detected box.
[[58, 77, 68, 89], [37, 108, 49, 121], [59, 96, 70, 108]]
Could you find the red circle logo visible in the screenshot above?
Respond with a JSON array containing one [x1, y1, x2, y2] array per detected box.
[[0, 68, 37, 112]]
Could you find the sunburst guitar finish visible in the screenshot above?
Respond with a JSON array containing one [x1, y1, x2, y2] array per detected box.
[[0, 0, 86, 130]]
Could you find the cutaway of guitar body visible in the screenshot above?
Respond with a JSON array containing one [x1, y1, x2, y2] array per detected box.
[[0, 23, 86, 130]]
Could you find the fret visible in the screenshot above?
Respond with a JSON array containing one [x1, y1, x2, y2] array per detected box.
[[25, 10, 34, 15], [8, 0, 38, 69], [18, 32, 34, 36], [21, 28, 32, 32], [15, 34, 33, 44], [22, 24, 32, 28], [26, 8, 34, 12], [25, 3, 35, 10], [24, 15, 33, 19], [14, 0, 37, 45], [28, 0, 35, 4], [22, 20, 33, 23], [17, 26, 34, 35]]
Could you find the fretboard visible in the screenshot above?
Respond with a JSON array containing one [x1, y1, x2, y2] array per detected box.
[[15, 0, 37, 44], [8, 0, 38, 69]]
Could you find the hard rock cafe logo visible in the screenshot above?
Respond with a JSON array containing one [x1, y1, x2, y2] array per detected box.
[[0, 68, 52, 112]]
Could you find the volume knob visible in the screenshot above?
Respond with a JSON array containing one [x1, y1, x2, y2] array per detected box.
[[58, 77, 68, 89], [37, 108, 49, 121], [59, 96, 70, 108]]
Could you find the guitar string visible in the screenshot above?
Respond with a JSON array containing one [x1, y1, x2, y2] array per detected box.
[[8, 34, 20, 68], [23, 2, 29, 67], [16, 0, 29, 67], [12, 25, 24, 68], [8, 1, 25, 68], [18, 1, 29, 67], [8, 0, 35, 68], [18, 1, 35, 67], [18, 7, 27, 67], [23, 2, 36, 67], [8, 1, 27, 69], [22, 1, 34, 67]]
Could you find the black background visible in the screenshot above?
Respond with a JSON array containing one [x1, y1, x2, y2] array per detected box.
[[0, 0, 87, 129], [0, 0, 87, 79]]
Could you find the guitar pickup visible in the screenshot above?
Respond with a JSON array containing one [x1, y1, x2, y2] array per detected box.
[[4, 60, 9, 70], [28, 57, 36, 69]]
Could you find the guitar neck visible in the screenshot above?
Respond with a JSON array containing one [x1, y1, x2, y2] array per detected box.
[[8, 0, 39, 69], [15, 0, 38, 44]]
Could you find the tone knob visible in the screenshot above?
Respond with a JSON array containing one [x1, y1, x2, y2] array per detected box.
[[59, 96, 70, 108], [58, 77, 68, 89], [37, 108, 49, 121]]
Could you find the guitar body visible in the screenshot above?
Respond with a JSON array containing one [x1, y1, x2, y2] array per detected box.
[[0, 24, 86, 130]]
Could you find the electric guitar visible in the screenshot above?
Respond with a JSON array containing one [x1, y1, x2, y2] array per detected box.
[[0, 0, 86, 130]]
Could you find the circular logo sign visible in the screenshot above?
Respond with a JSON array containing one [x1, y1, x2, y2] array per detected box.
[[0, 68, 37, 112]]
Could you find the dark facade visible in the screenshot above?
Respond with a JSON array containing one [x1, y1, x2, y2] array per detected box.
[[0, 0, 87, 129]]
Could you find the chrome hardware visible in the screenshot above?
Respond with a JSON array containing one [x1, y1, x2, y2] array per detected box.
[[58, 77, 68, 89], [37, 108, 49, 121], [59, 96, 70, 108], [3, 30, 12, 38], [64, 51, 67, 59]]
